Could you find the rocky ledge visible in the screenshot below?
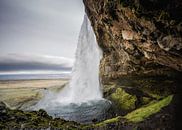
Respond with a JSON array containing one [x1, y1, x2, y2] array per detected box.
[[0, 102, 83, 130]]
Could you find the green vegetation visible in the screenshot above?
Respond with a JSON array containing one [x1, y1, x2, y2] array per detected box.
[[142, 97, 152, 105], [90, 95, 173, 129], [124, 95, 173, 122], [111, 88, 137, 110], [94, 116, 121, 127], [0, 102, 83, 130], [131, 78, 173, 100], [103, 84, 116, 97]]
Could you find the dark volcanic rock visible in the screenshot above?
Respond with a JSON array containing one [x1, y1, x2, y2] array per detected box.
[[83, 0, 182, 129], [0, 102, 6, 111], [83, 0, 182, 83], [0, 102, 84, 130]]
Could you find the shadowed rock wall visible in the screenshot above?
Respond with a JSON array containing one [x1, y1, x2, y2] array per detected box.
[[83, 0, 182, 83], [83, 0, 182, 129]]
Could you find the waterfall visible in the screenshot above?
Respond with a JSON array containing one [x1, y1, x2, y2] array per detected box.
[[30, 14, 111, 123], [56, 14, 103, 103], [68, 14, 103, 102], [34, 14, 103, 105]]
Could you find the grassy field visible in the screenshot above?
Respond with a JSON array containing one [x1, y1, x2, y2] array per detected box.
[[0, 79, 68, 109]]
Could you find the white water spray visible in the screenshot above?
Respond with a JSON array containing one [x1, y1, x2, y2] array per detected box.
[[56, 14, 103, 103], [30, 15, 110, 123], [34, 14, 103, 106]]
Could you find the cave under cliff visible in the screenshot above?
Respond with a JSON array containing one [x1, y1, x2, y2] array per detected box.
[[83, 0, 182, 129]]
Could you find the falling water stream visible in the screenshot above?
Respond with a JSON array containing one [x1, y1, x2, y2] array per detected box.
[[31, 14, 111, 123], [56, 14, 103, 103]]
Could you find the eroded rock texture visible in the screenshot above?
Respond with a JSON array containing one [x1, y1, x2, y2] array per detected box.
[[84, 0, 182, 129], [83, 0, 182, 83]]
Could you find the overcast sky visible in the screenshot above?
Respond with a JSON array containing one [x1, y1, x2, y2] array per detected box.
[[0, 0, 84, 74]]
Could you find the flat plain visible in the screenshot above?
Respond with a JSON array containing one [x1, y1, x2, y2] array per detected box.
[[0, 79, 68, 109]]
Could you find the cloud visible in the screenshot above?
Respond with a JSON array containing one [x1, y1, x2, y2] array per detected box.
[[0, 53, 74, 73], [0, 0, 84, 59]]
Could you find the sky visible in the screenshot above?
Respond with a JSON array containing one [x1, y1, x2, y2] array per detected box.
[[0, 0, 84, 75]]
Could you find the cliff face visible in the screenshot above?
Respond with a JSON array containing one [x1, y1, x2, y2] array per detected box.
[[83, 0, 182, 129], [83, 0, 182, 83]]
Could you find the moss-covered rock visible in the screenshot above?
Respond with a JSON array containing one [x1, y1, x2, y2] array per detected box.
[[86, 95, 174, 130], [141, 97, 151, 105], [115, 76, 176, 99], [124, 95, 173, 122], [110, 88, 137, 111], [103, 84, 117, 98], [0, 102, 84, 130]]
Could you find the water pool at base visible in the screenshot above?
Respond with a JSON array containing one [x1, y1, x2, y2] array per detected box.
[[31, 99, 111, 124]]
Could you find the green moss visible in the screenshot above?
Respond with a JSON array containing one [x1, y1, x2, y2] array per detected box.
[[145, 92, 163, 100], [142, 97, 152, 105], [124, 95, 173, 123], [103, 84, 116, 97], [0, 102, 83, 129], [94, 116, 121, 127], [128, 78, 174, 100], [111, 88, 137, 110]]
